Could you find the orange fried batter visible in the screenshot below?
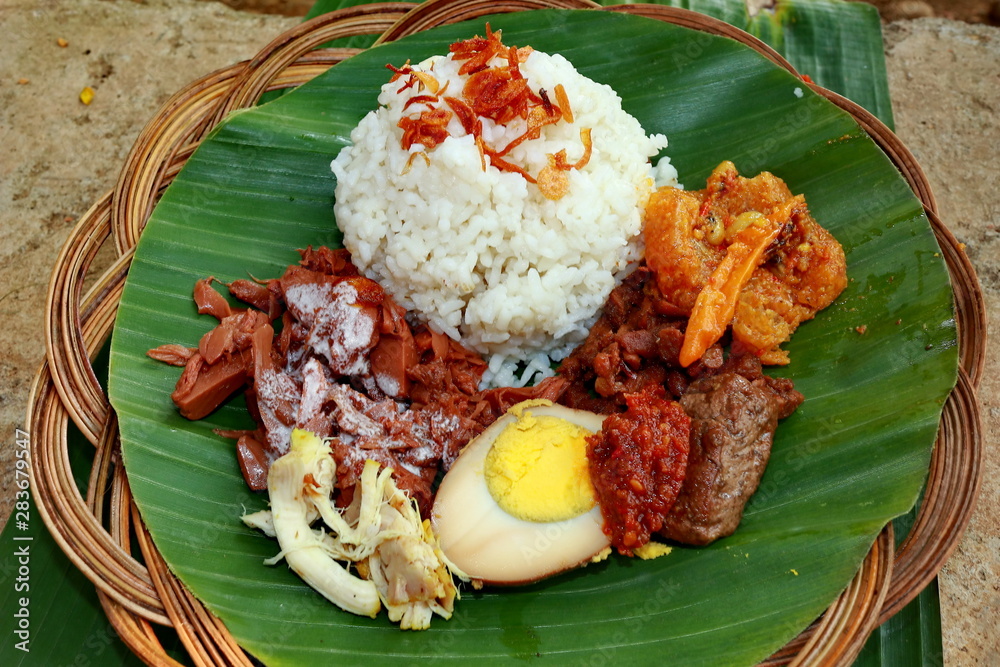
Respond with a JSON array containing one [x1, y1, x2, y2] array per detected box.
[[644, 161, 848, 365]]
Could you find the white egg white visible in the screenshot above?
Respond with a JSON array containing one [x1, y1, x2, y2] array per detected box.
[[431, 403, 610, 585]]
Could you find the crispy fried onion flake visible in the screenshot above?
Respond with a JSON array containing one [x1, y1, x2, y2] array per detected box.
[[387, 25, 592, 199]]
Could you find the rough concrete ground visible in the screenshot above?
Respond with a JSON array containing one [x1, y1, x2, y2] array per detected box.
[[0, 0, 996, 663], [882, 18, 1000, 664], [0, 0, 295, 525], [203, 0, 1000, 24], [864, 0, 1000, 24]]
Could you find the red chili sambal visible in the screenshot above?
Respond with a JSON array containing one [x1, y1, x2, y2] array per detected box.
[[587, 386, 691, 555]]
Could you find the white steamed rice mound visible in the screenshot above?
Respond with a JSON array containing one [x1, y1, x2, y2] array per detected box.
[[331, 43, 676, 386]]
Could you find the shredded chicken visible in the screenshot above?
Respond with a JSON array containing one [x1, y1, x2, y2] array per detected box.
[[243, 429, 465, 629], [246, 429, 381, 618]]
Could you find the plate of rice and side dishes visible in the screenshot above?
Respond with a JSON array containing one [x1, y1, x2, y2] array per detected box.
[[105, 6, 960, 666]]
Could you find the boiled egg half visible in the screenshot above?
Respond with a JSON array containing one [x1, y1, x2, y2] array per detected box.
[[431, 400, 611, 585]]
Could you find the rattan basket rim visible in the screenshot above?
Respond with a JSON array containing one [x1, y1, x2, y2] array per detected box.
[[27, 2, 986, 665]]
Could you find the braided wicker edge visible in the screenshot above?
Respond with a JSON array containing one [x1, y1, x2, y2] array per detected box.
[[26, 1, 986, 665]]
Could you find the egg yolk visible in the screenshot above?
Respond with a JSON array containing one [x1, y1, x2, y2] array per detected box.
[[484, 404, 597, 523]]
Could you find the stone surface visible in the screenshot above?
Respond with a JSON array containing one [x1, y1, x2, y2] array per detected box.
[[0, 0, 296, 529], [883, 18, 1000, 665], [0, 0, 996, 663], [864, 0, 1000, 24]]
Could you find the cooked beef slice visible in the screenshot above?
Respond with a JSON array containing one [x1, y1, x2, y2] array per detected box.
[[660, 371, 803, 545]]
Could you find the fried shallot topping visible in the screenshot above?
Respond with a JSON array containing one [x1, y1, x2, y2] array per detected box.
[[386, 25, 591, 200]]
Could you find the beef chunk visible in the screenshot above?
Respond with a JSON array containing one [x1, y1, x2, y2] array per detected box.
[[558, 266, 691, 413], [660, 371, 803, 546]]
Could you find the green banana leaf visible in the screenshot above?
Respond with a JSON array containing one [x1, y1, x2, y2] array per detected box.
[[107, 8, 956, 667], [0, 488, 149, 667], [0, 434, 189, 667], [855, 584, 944, 666], [634, 0, 893, 126], [295, 5, 941, 664], [306, 0, 893, 126], [0, 351, 187, 667], [855, 488, 944, 665]]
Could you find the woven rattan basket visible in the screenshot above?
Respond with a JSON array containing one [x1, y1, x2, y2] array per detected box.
[[27, 1, 985, 664]]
